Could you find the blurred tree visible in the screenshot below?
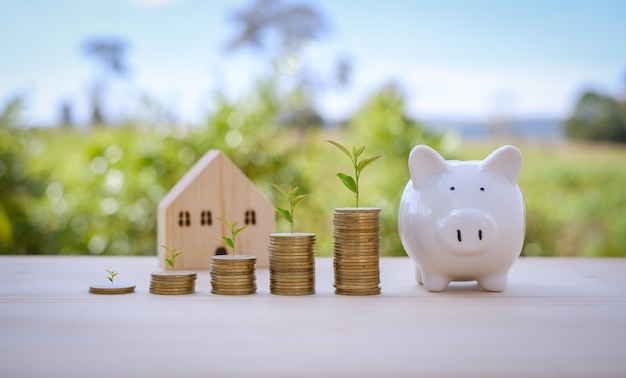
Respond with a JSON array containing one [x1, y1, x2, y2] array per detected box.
[[334, 56, 352, 88], [0, 97, 49, 254], [565, 90, 626, 143], [59, 100, 74, 127], [226, 0, 327, 56], [225, 0, 328, 129], [82, 37, 130, 126]]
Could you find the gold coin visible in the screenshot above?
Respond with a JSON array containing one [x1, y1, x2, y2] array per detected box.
[[149, 288, 195, 295], [270, 284, 315, 289], [210, 276, 255, 281], [211, 284, 256, 291], [270, 232, 316, 237], [270, 269, 315, 275], [334, 217, 379, 222], [334, 250, 378, 255], [269, 244, 315, 249], [334, 280, 380, 287], [150, 281, 195, 288], [151, 271, 197, 279], [334, 207, 380, 213], [211, 256, 257, 266], [269, 262, 314, 267], [150, 277, 196, 283], [210, 280, 256, 286], [212, 255, 257, 261], [269, 269, 315, 275], [269, 261, 315, 268], [333, 218, 380, 224], [334, 258, 378, 264], [211, 288, 256, 295], [211, 259, 256, 265], [333, 258, 379, 264], [270, 252, 314, 257], [271, 290, 315, 296], [211, 276, 256, 282], [334, 268, 380, 274], [271, 276, 315, 283], [89, 284, 136, 294], [333, 245, 380, 251], [333, 254, 379, 260], [210, 263, 256, 269], [269, 249, 315, 255], [270, 256, 315, 261], [270, 274, 314, 280], [271, 273, 314, 277], [210, 268, 255, 274], [335, 287, 381, 296], [270, 242, 316, 247]]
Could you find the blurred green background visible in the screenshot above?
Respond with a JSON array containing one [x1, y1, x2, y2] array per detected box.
[[1, 0, 626, 257], [2, 83, 626, 257]]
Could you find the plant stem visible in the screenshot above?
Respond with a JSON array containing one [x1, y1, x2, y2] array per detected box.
[[290, 201, 295, 234], [354, 156, 360, 208]]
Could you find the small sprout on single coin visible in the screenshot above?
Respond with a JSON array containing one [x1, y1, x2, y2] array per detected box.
[[326, 140, 383, 207], [106, 269, 118, 285], [218, 218, 248, 256], [271, 183, 312, 234], [162, 245, 183, 271]]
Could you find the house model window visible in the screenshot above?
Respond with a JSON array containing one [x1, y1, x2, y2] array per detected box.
[[201, 210, 212, 226], [245, 210, 256, 225], [178, 211, 190, 227]]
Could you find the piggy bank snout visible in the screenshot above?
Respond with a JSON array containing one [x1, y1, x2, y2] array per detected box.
[[436, 209, 497, 255]]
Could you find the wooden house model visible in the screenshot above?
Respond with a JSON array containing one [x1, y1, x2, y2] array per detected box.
[[157, 150, 273, 270]]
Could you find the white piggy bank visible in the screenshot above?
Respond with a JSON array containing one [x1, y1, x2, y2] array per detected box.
[[398, 145, 525, 292]]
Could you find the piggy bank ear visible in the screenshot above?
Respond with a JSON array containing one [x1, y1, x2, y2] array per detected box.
[[480, 145, 522, 183], [409, 145, 449, 190]]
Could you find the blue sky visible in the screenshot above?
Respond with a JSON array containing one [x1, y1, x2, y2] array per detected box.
[[1, 0, 626, 125]]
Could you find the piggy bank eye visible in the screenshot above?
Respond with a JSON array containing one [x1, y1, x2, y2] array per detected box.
[[480, 187, 485, 191], [450, 186, 455, 191]]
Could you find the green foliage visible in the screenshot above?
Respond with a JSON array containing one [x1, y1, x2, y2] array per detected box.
[[271, 183, 312, 233], [218, 218, 247, 256], [106, 269, 118, 284], [0, 97, 48, 254], [326, 140, 382, 208], [162, 245, 183, 270], [565, 90, 626, 143]]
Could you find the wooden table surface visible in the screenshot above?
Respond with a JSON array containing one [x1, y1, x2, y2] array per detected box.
[[1, 256, 625, 378]]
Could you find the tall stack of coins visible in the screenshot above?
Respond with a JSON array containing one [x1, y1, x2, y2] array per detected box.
[[149, 271, 196, 295], [269, 233, 316, 295], [210, 255, 257, 295], [333, 207, 381, 295]]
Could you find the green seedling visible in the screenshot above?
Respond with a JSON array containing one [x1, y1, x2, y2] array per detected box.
[[271, 184, 312, 234], [218, 218, 248, 256], [162, 245, 183, 270], [326, 140, 383, 208], [106, 269, 118, 285]]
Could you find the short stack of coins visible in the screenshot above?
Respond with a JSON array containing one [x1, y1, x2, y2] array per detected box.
[[210, 255, 257, 295], [89, 284, 135, 295], [149, 271, 197, 295], [333, 207, 381, 295], [269, 233, 316, 295]]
